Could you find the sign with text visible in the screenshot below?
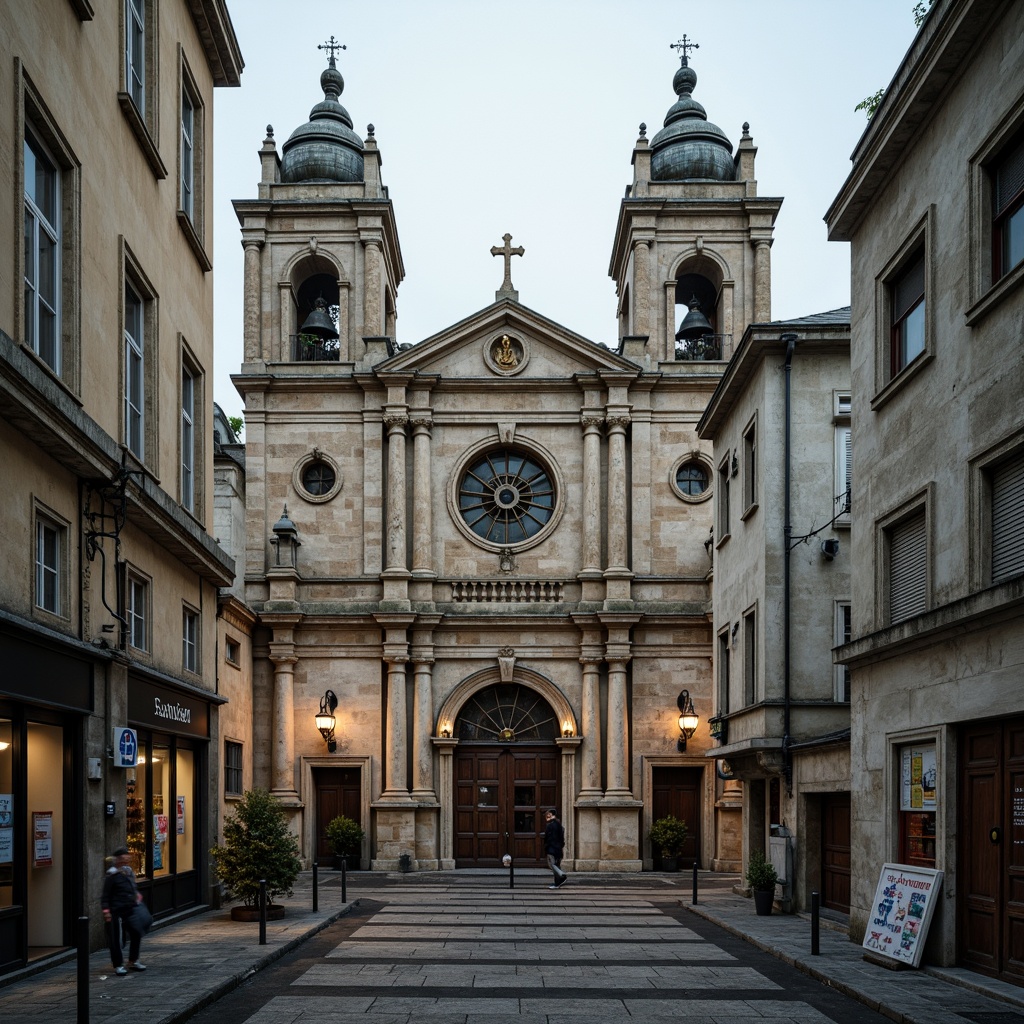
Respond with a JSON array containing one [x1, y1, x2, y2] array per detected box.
[[862, 862, 942, 968], [128, 678, 209, 738], [113, 727, 138, 768]]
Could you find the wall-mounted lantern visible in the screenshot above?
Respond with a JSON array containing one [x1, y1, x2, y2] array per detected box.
[[677, 689, 699, 752], [315, 690, 338, 752]]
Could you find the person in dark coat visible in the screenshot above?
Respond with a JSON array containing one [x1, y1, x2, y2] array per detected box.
[[101, 846, 146, 974], [543, 809, 567, 888]]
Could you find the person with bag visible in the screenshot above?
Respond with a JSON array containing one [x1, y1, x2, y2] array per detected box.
[[543, 809, 568, 889], [101, 846, 148, 974]]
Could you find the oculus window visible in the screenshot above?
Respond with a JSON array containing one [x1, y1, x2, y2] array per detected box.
[[458, 448, 555, 546]]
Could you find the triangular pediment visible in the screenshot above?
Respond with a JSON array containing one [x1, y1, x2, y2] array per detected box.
[[376, 300, 640, 380]]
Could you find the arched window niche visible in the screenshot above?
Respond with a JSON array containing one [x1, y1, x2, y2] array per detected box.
[[674, 255, 726, 362], [289, 254, 342, 362]]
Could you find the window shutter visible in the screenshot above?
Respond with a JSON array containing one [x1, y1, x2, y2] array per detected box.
[[994, 134, 1024, 219], [992, 450, 1024, 583], [889, 512, 927, 623]]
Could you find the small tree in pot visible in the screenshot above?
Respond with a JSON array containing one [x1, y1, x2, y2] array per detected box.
[[649, 815, 688, 872], [324, 815, 364, 870], [746, 849, 778, 916], [211, 788, 301, 920]]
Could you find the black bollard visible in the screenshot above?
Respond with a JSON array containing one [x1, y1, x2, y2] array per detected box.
[[259, 879, 267, 945], [811, 890, 820, 955], [313, 861, 319, 913], [510, 859, 514, 890], [341, 859, 347, 903], [77, 915, 89, 1024], [692, 863, 698, 905]]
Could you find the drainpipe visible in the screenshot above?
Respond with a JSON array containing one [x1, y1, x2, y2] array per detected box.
[[781, 333, 798, 796]]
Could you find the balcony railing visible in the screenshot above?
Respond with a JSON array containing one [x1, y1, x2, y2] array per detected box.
[[450, 579, 565, 603], [290, 334, 340, 361], [675, 334, 730, 361]]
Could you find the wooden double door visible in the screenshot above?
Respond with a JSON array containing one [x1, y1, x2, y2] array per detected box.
[[455, 746, 559, 867], [960, 718, 1024, 984]]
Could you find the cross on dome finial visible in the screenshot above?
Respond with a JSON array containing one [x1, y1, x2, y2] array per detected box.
[[670, 35, 699, 66], [318, 35, 346, 67]]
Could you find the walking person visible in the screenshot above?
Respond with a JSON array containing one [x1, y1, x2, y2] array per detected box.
[[543, 808, 567, 889], [101, 846, 147, 974]]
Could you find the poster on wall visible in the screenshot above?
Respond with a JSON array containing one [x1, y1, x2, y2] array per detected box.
[[0, 794, 12, 866], [176, 796, 186, 836], [32, 811, 53, 868], [901, 745, 937, 811], [862, 862, 943, 968]]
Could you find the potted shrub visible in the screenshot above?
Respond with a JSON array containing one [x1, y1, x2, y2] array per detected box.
[[746, 849, 778, 916], [649, 815, 688, 872], [211, 788, 301, 920], [324, 814, 364, 870]]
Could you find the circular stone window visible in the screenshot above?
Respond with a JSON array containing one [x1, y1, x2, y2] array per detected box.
[[293, 450, 343, 503], [670, 454, 713, 503], [452, 444, 562, 550]]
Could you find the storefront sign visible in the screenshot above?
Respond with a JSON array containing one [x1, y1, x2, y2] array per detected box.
[[113, 727, 138, 767], [862, 862, 943, 968], [32, 811, 53, 868], [128, 678, 209, 738]]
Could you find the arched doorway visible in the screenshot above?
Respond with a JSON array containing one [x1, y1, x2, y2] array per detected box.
[[453, 683, 560, 867]]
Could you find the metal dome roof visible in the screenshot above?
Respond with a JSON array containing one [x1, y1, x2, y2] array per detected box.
[[280, 55, 364, 184]]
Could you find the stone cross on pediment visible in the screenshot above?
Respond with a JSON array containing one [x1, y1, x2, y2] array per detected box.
[[490, 233, 524, 302]]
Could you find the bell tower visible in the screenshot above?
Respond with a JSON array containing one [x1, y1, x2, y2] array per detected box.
[[610, 39, 782, 366], [233, 39, 404, 372]]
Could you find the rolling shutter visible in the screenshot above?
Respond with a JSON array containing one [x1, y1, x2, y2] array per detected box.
[[889, 512, 927, 623], [992, 450, 1024, 583]]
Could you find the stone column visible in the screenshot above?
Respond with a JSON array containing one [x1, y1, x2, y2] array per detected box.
[[383, 655, 409, 798], [268, 636, 300, 803], [665, 281, 677, 362], [384, 413, 408, 573], [633, 240, 650, 336], [433, 738, 459, 869], [579, 657, 603, 797], [605, 658, 630, 797], [409, 656, 435, 799], [580, 414, 604, 575], [364, 240, 382, 336], [557, 737, 581, 865], [410, 417, 434, 576], [605, 414, 631, 575], [242, 236, 264, 362], [754, 239, 772, 324]]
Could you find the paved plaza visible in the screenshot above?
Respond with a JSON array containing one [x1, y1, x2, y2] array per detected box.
[[3, 872, 1024, 1023]]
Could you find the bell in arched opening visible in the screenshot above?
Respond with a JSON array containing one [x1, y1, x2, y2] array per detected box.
[[675, 296, 713, 341], [299, 296, 339, 340]]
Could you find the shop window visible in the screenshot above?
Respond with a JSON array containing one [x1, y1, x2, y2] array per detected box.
[[898, 743, 937, 868], [0, 719, 11, 910]]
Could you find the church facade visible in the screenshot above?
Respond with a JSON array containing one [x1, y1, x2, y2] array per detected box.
[[229, 44, 779, 871]]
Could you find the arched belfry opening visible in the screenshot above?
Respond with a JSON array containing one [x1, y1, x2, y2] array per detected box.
[[290, 256, 341, 360], [674, 257, 725, 360]]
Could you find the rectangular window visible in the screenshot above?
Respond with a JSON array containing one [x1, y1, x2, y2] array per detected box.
[[126, 572, 148, 651], [835, 602, 851, 703], [24, 135, 60, 372], [181, 364, 195, 512], [888, 510, 928, 624], [743, 608, 756, 706], [890, 248, 925, 378], [743, 420, 757, 513], [991, 448, 1024, 584], [182, 607, 198, 673], [224, 740, 243, 797], [180, 85, 195, 221], [125, 0, 145, 111], [224, 638, 240, 666], [835, 423, 852, 524], [993, 131, 1024, 281], [125, 282, 144, 459], [718, 628, 730, 715], [717, 456, 731, 542], [35, 515, 62, 615]]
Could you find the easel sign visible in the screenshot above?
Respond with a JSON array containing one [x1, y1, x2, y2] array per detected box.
[[862, 862, 943, 968]]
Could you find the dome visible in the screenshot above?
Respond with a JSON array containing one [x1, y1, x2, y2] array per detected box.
[[651, 60, 735, 182], [280, 58, 364, 183]]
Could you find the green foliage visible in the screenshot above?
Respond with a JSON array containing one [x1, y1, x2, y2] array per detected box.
[[745, 849, 779, 892], [210, 789, 301, 907], [648, 815, 688, 858], [855, 89, 885, 120], [227, 415, 244, 439], [324, 815, 364, 857], [913, 0, 935, 27]]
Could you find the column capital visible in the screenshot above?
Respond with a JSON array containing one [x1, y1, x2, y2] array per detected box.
[[383, 411, 409, 432], [409, 415, 433, 434], [606, 413, 631, 432], [580, 412, 605, 432]]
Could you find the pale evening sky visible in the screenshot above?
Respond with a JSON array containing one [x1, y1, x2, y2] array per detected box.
[[212, 1, 923, 420]]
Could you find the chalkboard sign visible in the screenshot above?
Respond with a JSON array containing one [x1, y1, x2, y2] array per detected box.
[[862, 862, 943, 968]]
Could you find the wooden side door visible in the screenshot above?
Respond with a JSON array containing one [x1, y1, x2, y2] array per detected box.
[[1003, 720, 1024, 981], [821, 792, 851, 913], [314, 767, 361, 863], [651, 766, 702, 868]]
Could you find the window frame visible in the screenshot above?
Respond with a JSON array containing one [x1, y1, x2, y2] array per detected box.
[[182, 604, 199, 674], [834, 391, 852, 528], [125, 568, 150, 652], [834, 600, 851, 703], [118, 0, 167, 179], [741, 415, 757, 519], [121, 242, 159, 468], [180, 342, 203, 517], [715, 453, 731, 547], [717, 626, 730, 716], [17, 69, 81, 393], [224, 739, 244, 798], [970, 431, 1024, 590], [176, 51, 210, 269], [872, 210, 934, 409], [877, 490, 931, 628], [224, 637, 240, 667], [743, 605, 757, 707], [34, 503, 69, 620], [669, 452, 713, 504], [889, 248, 926, 379], [23, 133, 61, 374]]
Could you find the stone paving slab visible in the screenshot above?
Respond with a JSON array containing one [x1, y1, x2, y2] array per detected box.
[[325, 940, 725, 961]]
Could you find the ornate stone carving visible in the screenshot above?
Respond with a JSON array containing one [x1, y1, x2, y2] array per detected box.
[[497, 646, 516, 682]]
